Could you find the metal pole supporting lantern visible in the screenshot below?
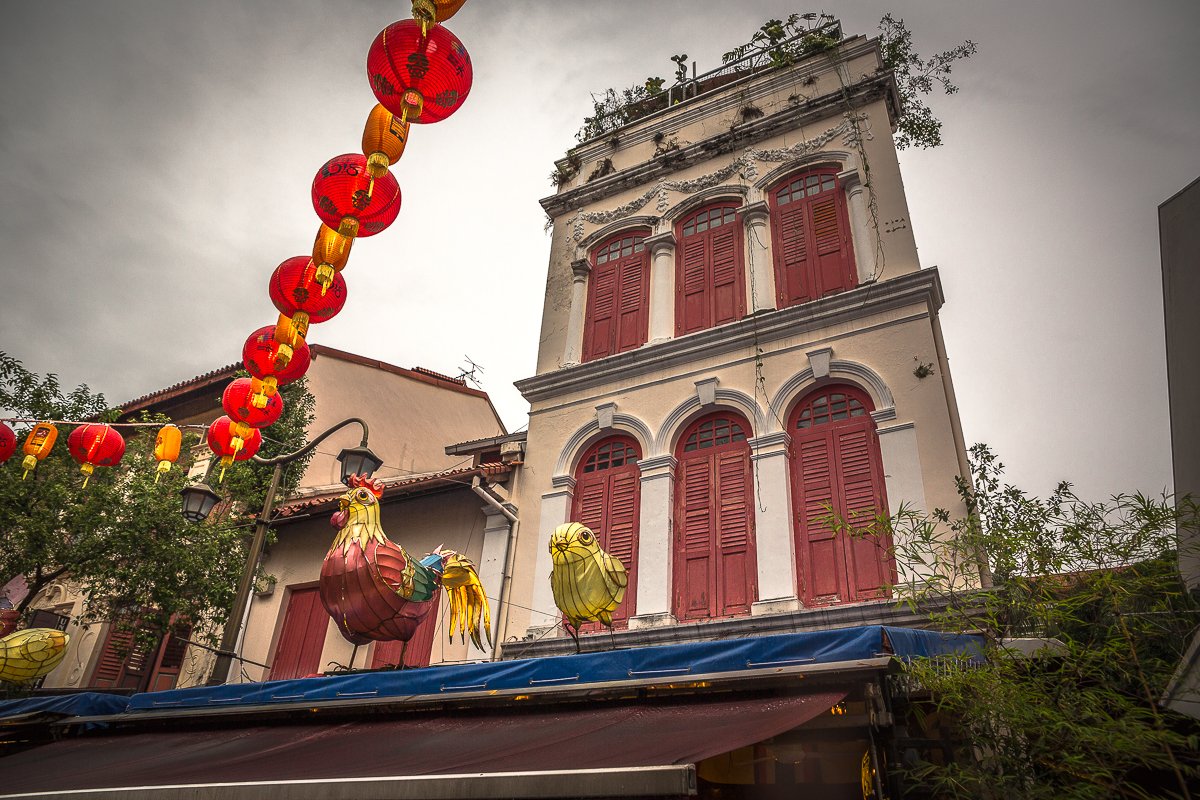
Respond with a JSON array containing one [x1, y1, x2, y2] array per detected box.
[[180, 417, 380, 686]]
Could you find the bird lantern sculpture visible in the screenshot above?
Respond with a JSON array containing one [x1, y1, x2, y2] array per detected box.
[[311, 154, 401, 240], [20, 423, 57, 479], [320, 474, 492, 658], [0, 422, 16, 465], [0, 628, 70, 684], [367, 19, 473, 124], [154, 424, 182, 482], [549, 522, 628, 649], [66, 424, 126, 487], [207, 415, 263, 482], [268, 256, 348, 347]]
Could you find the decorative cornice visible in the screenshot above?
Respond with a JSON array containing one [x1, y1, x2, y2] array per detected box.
[[541, 71, 895, 219], [548, 475, 576, 491], [570, 259, 591, 278], [737, 200, 770, 224], [644, 230, 676, 253], [637, 454, 677, 475], [517, 268, 944, 405]]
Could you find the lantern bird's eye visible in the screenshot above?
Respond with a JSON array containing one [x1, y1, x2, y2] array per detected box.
[[580, 531, 592, 543], [357, 489, 371, 500]]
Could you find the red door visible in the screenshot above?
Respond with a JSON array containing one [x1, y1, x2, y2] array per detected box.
[[769, 169, 857, 307], [790, 387, 894, 605], [582, 232, 649, 362], [370, 608, 438, 669], [269, 586, 328, 680], [673, 414, 757, 621], [675, 204, 745, 335], [572, 437, 641, 631]]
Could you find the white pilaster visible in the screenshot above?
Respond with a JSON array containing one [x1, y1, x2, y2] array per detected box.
[[477, 505, 513, 658], [629, 454, 677, 628], [739, 201, 776, 313], [874, 419, 929, 587], [527, 479, 575, 636], [748, 432, 800, 614], [645, 232, 676, 343], [840, 169, 877, 284], [562, 260, 590, 366]]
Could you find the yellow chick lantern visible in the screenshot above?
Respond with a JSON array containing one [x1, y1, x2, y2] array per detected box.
[[0, 628, 70, 684], [549, 522, 627, 642]]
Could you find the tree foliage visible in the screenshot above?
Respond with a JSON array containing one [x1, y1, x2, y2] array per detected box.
[[886, 445, 1200, 799], [0, 353, 314, 652]]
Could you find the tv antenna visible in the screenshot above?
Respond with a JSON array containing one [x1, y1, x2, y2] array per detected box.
[[457, 356, 485, 389]]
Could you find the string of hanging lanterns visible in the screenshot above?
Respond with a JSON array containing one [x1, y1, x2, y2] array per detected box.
[[204, 0, 474, 482], [2, 1, 474, 489]]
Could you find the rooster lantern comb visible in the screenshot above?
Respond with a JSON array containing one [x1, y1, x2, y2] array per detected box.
[[347, 473, 384, 496]]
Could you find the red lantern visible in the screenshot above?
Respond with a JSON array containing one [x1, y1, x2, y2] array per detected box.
[[0, 422, 16, 465], [367, 20, 472, 124], [66, 424, 126, 487], [311, 154, 401, 239], [243, 324, 311, 386], [268, 256, 348, 335], [223, 378, 284, 429], [207, 415, 263, 481]]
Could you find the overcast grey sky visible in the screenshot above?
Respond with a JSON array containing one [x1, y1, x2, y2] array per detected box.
[[1, 1, 1196, 500]]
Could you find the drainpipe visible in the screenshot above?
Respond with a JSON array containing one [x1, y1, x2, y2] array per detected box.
[[471, 476, 519, 660]]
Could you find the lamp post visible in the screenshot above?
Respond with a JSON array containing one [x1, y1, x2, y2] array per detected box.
[[181, 417, 381, 686]]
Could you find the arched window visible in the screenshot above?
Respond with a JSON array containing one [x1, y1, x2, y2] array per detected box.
[[769, 167, 856, 307], [583, 231, 649, 362], [675, 202, 745, 335], [673, 413, 757, 621], [572, 436, 641, 629], [789, 385, 893, 606]]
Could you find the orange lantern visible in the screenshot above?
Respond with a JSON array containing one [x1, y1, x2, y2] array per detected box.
[[20, 423, 57, 479], [412, 0, 468, 34], [207, 416, 263, 482], [312, 225, 354, 297], [67, 424, 126, 488], [362, 104, 410, 179], [154, 424, 182, 481]]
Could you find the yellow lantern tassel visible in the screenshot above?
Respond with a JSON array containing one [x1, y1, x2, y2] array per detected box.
[[21, 455, 36, 480], [218, 455, 233, 483], [80, 463, 95, 488]]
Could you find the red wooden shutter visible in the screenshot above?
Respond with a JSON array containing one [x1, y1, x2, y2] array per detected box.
[[795, 430, 846, 604], [572, 438, 641, 630], [836, 424, 891, 599], [678, 235, 709, 335], [676, 456, 715, 620], [583, 261, 617, 362], [270, 587, 328, 680], [615, 258, 647, 353], [90, 625, 136, 688], [370, 608, 437, 669], [774, 201, 811, 306], [715, 449, 755, 616], [811, 194, 851, 296], [710, 222, 741, 325], [605, 470, 639, 627]]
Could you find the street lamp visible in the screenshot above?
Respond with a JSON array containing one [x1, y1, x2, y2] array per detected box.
[[180, 417, 380, 685]]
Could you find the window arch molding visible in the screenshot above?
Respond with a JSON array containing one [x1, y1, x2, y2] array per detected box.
[[769, 359, 895, 430], [753, 153, 852, 191], [573, 216, 659, 260], [553, 414, 654, 480], [654, 387, 766, 456], [660, 184, 749, 224]]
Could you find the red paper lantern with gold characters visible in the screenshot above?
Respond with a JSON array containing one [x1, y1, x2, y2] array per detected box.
[[207, 415, 263, 480], [268, 256, 348, 333], [311, 154, 401, 239], [0, 422, 15, 465], [66, 424, 126, 487], [243, 324, 311, 384], [367, 20, 472, 124], [223, 377, 284, 429]]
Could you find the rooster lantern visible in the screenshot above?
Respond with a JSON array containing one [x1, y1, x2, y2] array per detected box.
[[319, 475, 491, 658]]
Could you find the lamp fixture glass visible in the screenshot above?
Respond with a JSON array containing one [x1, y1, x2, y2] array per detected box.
[[337, 445, 383, 485], [180, 483, 222, 523]]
